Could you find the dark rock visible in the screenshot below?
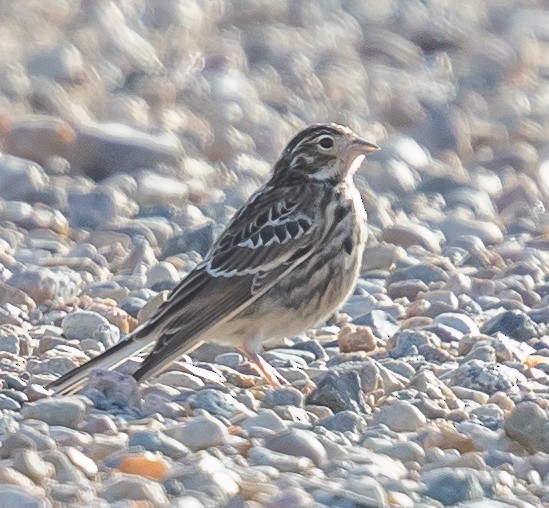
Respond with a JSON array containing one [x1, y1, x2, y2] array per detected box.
[[263, 387, 304, 408], [306, 370, 369, 414], [422, 468, 484, 505], [481, 309, 543, 342], [386, 263, 449, 286], [161, 223, 215, 258]]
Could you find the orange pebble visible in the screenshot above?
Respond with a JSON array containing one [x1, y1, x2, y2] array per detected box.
[[118, 453, 170, 480], [525, 356, 549, 368]]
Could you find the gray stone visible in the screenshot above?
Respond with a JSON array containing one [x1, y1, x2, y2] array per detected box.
[[242, 409, 288, 433], [316, 410, 363, 433], [264, 428, 327, 467], [21, 396, 88, 428], [447, 359, 527, 395], [306, 369, 369, 414], [481, 309, 542, 341], [186, 388, 250, 418], [99, 473, 168, 505], [0, 485, 51, 508], [263, 386, 305, 408], [503, 401, 549, 453], [371, 401, 426, 432], [167, 415, 228, 451], [0, 154, 48, 201], [128, 430, 189, 458], [248, 446, 314, 473], [422, 467, 484, 505], [62, 310, 119, 345], [71, 123, 183, 180]]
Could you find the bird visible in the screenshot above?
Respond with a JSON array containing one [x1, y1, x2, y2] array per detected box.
[[48, 123, 379, 395]]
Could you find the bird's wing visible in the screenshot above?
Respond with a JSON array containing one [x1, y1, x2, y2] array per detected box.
[[131, 183, 321, 379]]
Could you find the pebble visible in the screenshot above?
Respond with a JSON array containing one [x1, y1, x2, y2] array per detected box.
[[21, 396, 88, 428], [264, 429, 327, 467], [422, 467, 484, 505], [306, 369, 369, 414], [371, 401, 427, 432], [503, 402, 549, 453], [166, 415, 228, 451], [99, 473, 169, 505]]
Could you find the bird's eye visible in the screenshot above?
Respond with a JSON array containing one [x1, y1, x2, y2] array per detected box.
[[318, 136, 334, 149]]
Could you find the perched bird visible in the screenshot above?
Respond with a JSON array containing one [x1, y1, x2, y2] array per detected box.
[[48, 123, 378, 395]]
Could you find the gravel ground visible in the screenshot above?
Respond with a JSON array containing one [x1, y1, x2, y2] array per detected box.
[[0, 1, 549, 507]]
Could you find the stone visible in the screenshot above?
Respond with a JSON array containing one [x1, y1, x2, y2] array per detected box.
[[99, 473, 169, 505], [71, 123, 183, 180], [264, 428, 327, 467], [306, 369, 369, 414], [503, 402, 549, 453], [12, 449, 55, 483], [242, 409, 288, 433], [371, 401, 426, 432], [128, 430, 189, 458], [0, 153, 48, 201], [248, 446, 314, 473], [79, 369, 142, 413], [0, 485, 49, 508], [481, 309, 542, 341], [186, 388, 250, 418], [62, 310, 120, 347], [263, 387, 304, 408], [422, 467, 484, 505], [21, 396, 88, 428], [446, 360, 528, 395], [167, 415, 228, 451], [338, 324, 377, 353], [316, 410, 363, 433]]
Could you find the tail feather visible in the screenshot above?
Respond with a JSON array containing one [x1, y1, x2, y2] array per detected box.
[[47, 335, 155, 396]]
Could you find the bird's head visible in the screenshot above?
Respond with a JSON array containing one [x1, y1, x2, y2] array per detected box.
[[273, 123, 378, 184]]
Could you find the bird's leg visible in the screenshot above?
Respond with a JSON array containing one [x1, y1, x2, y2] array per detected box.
[[239, 347, 287, 387]]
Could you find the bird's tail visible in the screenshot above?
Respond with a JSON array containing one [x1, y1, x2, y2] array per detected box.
[[46, 333, 155, 396]]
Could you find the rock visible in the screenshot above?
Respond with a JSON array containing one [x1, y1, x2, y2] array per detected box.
[[99, 473, 169, 505], [7, 268, 58, 305], [22, 396, 88, 428], [371, 401, 426, 432], [162, 223, 215, 258], [3, 115, 75, 166], [437, 216, 503, 245], [338, 324, 377, 353], [344, 476, 388, 507], [0, 485, 50, 508], [248, 446, 314, 473], [422, 467, 484, 505], [242, 409, 288, 433], [447, 360, 528, 395], [386, 263, 449, 285], [136, 171, 188, 207], [433, 313, 480, 335], [503, 402, 549, 453], [167, 415, 228, 451], [12, 449, 55, 483], [186, 388, 250, 418], [67, 188, 132, 229], [264, 429, 327, 467], [128, 430, 189, 458], [118, 452, 171, 480], [316, 410, 363, 433], [263, 386, 304, 408], [481, 309, 542, 341], [71, 123, 183, 180], [382, 223, 441, 253], [306, 369, 369, 414], [80, 370, 142, 413], [26, 43, 85, 83], [0, 154, 48, 201], [62, 310, 120, 346]]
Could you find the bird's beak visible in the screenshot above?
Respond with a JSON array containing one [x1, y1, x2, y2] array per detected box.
[[348, 138, 379, 158], [342, 138, 379, 176]]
